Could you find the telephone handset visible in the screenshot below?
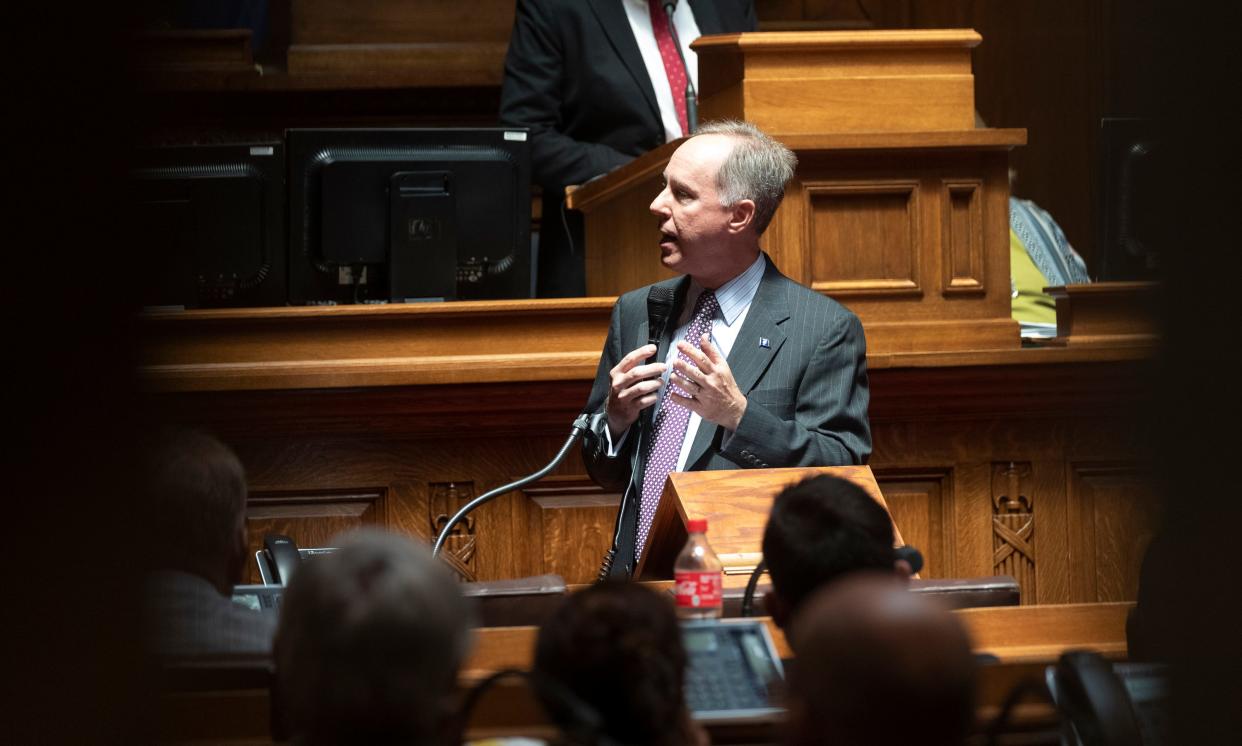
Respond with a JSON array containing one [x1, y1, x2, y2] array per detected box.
[[263, 534, 301, 586], [1047, 651, 1168, 746]]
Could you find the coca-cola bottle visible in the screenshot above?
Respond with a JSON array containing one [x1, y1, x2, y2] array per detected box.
[[673, 518, 723, 619]]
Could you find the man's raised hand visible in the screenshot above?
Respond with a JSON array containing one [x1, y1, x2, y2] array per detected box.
[[605, 344, 667, 439]]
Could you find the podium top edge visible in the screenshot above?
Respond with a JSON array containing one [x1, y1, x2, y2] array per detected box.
[[693, 28, 983, 51]]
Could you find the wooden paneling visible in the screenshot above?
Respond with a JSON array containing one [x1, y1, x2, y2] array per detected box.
[[695, 30, 979, 134], [287, 0, 516, 83], [868, 405, 1156, 605], [139, 298, 612, 392], [806, 180, 922, 297], [874, 469, 954, 578], [1068, 464, 1161, 603], [575, 133, 1024, 355], [291, 0, 515, 45], [146, 344, 1156, 607], [942, 179, 986, 294], [523, 480, 621, 584], [755, 0, 1145, 272]]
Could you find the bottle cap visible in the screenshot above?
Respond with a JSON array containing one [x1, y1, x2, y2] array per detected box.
[[686, 519, 708, 533]]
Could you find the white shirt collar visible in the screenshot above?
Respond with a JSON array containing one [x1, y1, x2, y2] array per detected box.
[[685, 253, 766, 326]]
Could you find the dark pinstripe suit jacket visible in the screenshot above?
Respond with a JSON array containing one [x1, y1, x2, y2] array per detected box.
[[582, 255, 872, 576], [143, 571, 276, 656]]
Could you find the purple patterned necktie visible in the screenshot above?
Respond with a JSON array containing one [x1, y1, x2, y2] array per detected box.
[[636, 290, 720, 560]]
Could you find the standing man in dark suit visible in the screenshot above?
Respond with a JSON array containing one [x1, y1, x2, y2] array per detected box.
[[584, 121, 872, 578], [499, 0, 758, 297]]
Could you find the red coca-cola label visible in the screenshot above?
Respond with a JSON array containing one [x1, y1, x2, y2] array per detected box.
[[674, 570, 723, 608]]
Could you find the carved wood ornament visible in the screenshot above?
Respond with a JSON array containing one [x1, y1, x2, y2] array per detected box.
[[431, 482, 477, 582], [992, 462, 1034, 603]]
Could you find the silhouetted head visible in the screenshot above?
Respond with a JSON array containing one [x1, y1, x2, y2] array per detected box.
[[275, 529, 474, 746], [141, 427, 248, 593], [534, 581, 701, 746], [762, 475, 906, 628], [786, 574, 976, 746]]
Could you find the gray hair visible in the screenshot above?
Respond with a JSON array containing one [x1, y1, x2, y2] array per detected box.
[[275, 529, 475, 745], [694, 119, 797, 235]]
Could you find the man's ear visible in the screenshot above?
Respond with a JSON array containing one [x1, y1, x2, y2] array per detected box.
[[765, 589, 791, 630], [728, 198, 757, 234], [894, 559, 913, 582]]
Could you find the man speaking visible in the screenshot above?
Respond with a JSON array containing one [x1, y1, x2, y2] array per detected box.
[[583, 121, 872, 578]]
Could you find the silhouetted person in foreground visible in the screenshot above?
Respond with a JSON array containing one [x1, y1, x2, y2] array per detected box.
[[533, 581, 706, 746], [762, 474, 912, 629], [786, 574, 976, 746], [141, 428, 275, 655], [275, 529, 473, 746]]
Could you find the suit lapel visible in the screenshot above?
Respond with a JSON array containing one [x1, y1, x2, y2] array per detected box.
[[726, 260, 791, 394], [683, 259, 790, 469], [587, 0, 662, 132], [687, 0, 725, 35]]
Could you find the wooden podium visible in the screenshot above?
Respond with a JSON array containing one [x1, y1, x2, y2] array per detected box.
[[567, 30, 1024, 356], [634, 465, 902, 582]]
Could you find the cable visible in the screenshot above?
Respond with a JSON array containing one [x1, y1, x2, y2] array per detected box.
[[560, 195, 576, 256], [741, 559, 767, 617], [983, 676, 1051, 746], [455, 668, 620, 746]]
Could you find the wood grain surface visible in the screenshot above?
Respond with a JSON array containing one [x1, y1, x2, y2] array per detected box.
[[636, 465, 897, 579], [460, 601, 1132, 674]]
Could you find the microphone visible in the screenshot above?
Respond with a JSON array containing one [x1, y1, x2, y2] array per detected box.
[[646, 285, 676, 360], [895, 545, 925, 575], [433, 413, 592, 558], [661, 0, 698, 134], [596, 285, 678, 581]]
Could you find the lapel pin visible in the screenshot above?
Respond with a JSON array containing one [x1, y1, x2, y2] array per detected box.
[[759, 337, 770, 348]]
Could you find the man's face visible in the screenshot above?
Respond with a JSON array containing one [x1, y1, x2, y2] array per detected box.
[[649, 134, 737, 284]]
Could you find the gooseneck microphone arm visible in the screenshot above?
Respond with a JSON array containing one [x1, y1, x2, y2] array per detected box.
[[433, 414, 592, 558], [662, 0, 698, 134]]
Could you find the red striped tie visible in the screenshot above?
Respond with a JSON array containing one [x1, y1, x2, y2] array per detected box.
[[648, 0, 689, 137]]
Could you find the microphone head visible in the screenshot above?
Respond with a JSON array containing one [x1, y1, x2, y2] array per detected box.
[[895, 545, 924, 575], [646, 286, 677, 346]]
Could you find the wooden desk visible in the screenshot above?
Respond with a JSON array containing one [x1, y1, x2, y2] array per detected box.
[[155, 603, 1130, 744], [139, 302, 1159, 606], [462, 602, 1130, 674], [459, 602, 1130, 742]]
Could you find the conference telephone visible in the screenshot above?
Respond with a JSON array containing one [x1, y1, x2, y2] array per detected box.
[[1045, 650, 1169, 746], [232, 535, 338, 613], [682, 619, 786, 723], [254, 534, 338, 586]]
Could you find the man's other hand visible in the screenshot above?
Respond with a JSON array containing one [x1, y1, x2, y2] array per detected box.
[[668, 334, 747, 432]]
